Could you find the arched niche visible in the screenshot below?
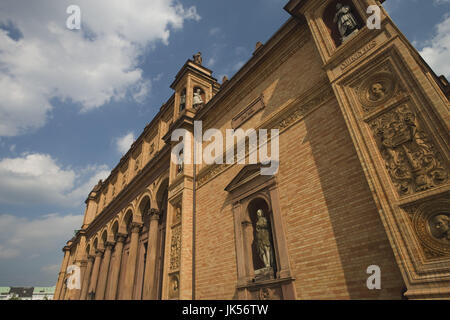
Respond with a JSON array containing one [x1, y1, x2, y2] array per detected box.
[[246, 197, 276, 276], [111, 220, 119, 240], [123, 210, 133, 235], [323, 0, 363, 47], [179, 88, 186, 113], [225, 164, 296, 299], [138, 195, 151, 228]]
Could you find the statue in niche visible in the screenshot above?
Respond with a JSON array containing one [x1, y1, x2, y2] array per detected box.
[[193, 88, 204, 108], [175, 206, 182, 222], [179, 90, 186, 112], [255, 209, 274, 269], [333, 3, 359, 42], [193, 52, 202, 65], [429, 214, 450, 242], [177, 150, 184, 174]]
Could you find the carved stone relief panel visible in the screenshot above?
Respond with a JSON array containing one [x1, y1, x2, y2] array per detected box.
[[169, 225, 181, 272], [368, 104, 448, 196]]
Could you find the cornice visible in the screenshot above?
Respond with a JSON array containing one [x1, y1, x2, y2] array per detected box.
[[86, 95, 175, 202]]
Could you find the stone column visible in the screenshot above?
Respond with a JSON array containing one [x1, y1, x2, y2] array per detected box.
[[95, 241, 114, 300], [122, 222, 142, 299], [142, 209, 160, 299], [106, 234, 126, 300], [54, 246, 71, 300], [80, 255, 94, 300], [87, 249, 103, 299]]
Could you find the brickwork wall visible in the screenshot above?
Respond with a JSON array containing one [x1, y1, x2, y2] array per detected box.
[[194, 20, 404, 299]]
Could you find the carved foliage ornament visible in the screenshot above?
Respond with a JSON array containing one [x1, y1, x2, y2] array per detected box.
[[169, 225, 181, 271], [410, 198, 450, 257], [369, 104, 448, 196]]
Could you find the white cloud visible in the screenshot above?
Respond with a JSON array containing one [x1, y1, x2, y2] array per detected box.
[[153, 73, 164, 82], [0, 244, 20, 259], [232, 60, 246, 72], [0, 0, 200, 136], [207, 57, 217, 67], [419, 15, 450, 78], [41, 264, 60, 274], [0, 213, 83, 260], [0, 153, 110, 207], [209, 27, 221, 36], [116, 132, 135, 155]]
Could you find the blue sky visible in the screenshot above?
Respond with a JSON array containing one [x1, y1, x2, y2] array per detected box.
[[0, 0, 448, 286]]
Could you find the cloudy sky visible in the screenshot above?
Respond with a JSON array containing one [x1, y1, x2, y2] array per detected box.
[[0, 0, 448, 287]]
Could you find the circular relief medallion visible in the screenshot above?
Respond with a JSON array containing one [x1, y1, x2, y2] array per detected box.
[[357, 72, 396, 111], [412, 199, 450, 256]]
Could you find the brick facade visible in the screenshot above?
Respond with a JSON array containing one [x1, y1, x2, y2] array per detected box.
[[55, 0, 450, 300]]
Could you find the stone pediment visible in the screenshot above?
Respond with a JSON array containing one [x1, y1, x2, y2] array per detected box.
[[225, 164, 269, 193]]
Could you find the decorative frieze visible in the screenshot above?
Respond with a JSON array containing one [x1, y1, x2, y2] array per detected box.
[[232, 94, 265, 129]]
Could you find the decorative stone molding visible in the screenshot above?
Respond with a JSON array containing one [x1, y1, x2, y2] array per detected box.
[[146, 208, 160, 221], [232, 94, 265, 129], [130, 222, 143, 234], [105, 241, 115, 249], [369, 104, 448, 196], [116, 233, 127, 243]]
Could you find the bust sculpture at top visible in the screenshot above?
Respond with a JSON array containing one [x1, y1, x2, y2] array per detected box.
[[193, 52, 202, 65], [333, 3, 359, 42], [255, 209, 273, 268]]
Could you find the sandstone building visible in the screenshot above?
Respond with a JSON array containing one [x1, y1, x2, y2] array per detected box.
[[54, 0, 450, 300]]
